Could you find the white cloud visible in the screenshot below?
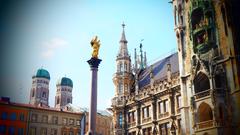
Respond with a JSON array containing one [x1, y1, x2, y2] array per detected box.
[[41, 38, 68, 59]]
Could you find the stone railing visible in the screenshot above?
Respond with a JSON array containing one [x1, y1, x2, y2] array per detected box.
[[111, 97, 125, 106], [142, 117, 151, 123], [128, 121, 136, 128], [196, 120, 214, 129], [158, 112, 169, 119], [194, 89, 211, 99]]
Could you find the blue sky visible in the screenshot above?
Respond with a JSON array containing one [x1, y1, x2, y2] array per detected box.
[[0, 0, 176, 110]]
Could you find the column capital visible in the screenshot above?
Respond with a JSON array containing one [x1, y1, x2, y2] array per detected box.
[[87, 57, 102, 69]]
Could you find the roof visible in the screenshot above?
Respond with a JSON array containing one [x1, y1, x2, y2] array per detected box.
[[64, 103, 112, 117], [138, 52, 179, 89], [33, 68, 50, 80], [57, 77, 73, 87]]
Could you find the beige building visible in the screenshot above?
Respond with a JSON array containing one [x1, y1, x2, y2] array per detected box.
[[111, 24, 181, 135], [111, 0, 240, 134], [28, 106, 82, 135]]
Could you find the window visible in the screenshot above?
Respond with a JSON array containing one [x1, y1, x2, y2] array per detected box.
[[51, 129, 57, 135], [76, 120, 80, 126], [42, 92, 46, 98], [118, 113, 123, 128], [31, 114, 37, 122], [119, 63, 123, 72], [124, 63, 127, 71], [19, 113, 24, 121], [40, 128, 47, 135], [118, 83, 123, 94], [10, 113, 17, 120], [69, 119, 74, 125], [57, 97, 60, 104], [18, 128, 24, 135], [159, 123, 169, 135], [29, 127, 36, 135], [67, 98, 71, 103], [178, 119, 181, 133], [69, 131, 74, 135], [62, 118, 67, 125], [143, 127, 151, 135], [52, 116, 58, 124], [42, 115, 48, 123], [9, 126, 15, 135], [142, 106, 150, 119], [159, 100, 169, 114], [1, 112, 7, 120], [176, 96, 182, 108], [32, 89, 35, 97], [0, 125, 6, 134]]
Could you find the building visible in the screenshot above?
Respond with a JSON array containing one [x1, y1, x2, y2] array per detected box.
[[63, 104, 114, 135], [0, 97, 28, 135], [55, 77, 73, 109], [29, 68, 50, 107], [172, 0, 240, 134], [111, 24, 181, 135]]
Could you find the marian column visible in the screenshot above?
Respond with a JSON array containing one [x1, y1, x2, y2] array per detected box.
[[87, 36, 101, 135]]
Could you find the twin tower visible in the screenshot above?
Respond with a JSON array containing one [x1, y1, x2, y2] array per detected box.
[[29, 68, 73, 109]]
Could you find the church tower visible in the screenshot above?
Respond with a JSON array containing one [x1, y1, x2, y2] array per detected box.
[[55, 77, 73, 109], [29, 68, 50, 107], [112, 23, 134, 135]]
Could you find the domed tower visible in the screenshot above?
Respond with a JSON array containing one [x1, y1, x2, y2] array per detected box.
[[112, 23, 134, 135], [55, 77, 73, 109], [29, 68, 50, 107]]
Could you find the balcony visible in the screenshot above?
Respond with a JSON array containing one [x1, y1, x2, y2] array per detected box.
[[194, 89, 211, 100], [128, 121, 136, 128], [142, 117, 151, 123], [158, 112, 169, 119], [111, 97, 125, 106], [196, 120, 213, 129]]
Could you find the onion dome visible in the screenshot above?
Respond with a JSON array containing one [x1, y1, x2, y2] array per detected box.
[[57, 77, 73, 87], [33, 68, 50, 80]]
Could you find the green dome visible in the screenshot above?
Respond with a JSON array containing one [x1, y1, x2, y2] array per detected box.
[[57, 77, 73, 87], [34, 68, 50, 80]]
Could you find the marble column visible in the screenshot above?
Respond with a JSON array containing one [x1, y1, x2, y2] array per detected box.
[[87, 57, 102, 135]]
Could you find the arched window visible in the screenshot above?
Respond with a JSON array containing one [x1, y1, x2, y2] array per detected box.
[[198, 102, 213, 122], [118, 112, 123, 128], [32, 89, 35, 97], [118, 83, 123, 94], [124, 63, 128, 72], [194, 72, 210, 93], [57, 97, 60, 104], [119, 63, 123, 72]]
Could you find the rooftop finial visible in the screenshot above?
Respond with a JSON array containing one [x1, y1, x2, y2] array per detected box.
[[122, 22, 125, 29]]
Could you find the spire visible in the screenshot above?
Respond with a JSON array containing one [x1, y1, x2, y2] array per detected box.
[[134, 48, 138, 70], [139, 43, 144, 69], [144, 51, 147, 67], [120, 22, 127, 43], [118, 22, 129, 57]]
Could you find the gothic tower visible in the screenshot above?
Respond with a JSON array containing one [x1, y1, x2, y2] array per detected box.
[[112, 23, 134, 135], [29, 68, 50, 107], [172, 0, 240, 134], [55, 77, 73, 109]]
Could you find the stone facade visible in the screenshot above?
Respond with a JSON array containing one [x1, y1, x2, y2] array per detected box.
[[111, 24, 181, 135], [111, 1, 240, 134], [172, 0, 240, 134]]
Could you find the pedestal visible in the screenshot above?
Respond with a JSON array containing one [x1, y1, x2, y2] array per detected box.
[[87, 57, 101, 135]]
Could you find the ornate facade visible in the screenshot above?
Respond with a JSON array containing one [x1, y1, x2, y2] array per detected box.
[[172, 0, 240, 134], [111, 24, 181, 135], [111, 0, 240, 134]]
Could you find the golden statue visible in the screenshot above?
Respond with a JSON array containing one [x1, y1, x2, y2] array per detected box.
[[90, 36, 100, 58]]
